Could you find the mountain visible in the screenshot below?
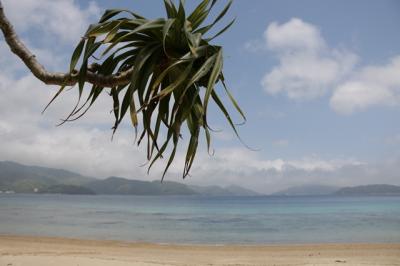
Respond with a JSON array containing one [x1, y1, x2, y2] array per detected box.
[[0, 161, 94, 193], [223, 185, 261, 196], [189, 184, 261, 196], [87, 177, 196, 195], [272, 184, 400, 196], [271, 185, 340, 196], [189, 185, 234, 196], [335, 184, 400, 196], [87, 178, 261, 196], [40, 184, 96, 195], [0, 161, 259, 196], [2, 161, 400, 197]]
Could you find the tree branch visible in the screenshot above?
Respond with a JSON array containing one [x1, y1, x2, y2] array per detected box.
[[0, 0, 132, 87]]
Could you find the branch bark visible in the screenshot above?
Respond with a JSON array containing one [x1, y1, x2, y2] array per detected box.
[[0, 0, 132, 87]]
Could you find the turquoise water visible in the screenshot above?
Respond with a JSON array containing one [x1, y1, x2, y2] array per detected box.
[[0, 194, 399, 244]]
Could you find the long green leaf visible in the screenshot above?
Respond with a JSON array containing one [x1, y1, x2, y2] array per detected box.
[[99, 9, 144, 23], [195, 0, 232, 34], [102, 19, 165, 56], [162, 18, 175, 56], [204, 48, 223, 114], [155, 63, 193, 99], [221, 78, 246, 124], [70, 39, 85, 72], [205, 18, 235, 41], [189, 0, 217, 30]]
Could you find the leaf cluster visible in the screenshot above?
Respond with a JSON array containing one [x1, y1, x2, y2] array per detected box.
[[47, 0, 245, 179]]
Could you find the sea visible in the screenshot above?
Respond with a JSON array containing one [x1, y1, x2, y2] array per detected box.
[[0, 194, 399, 244]]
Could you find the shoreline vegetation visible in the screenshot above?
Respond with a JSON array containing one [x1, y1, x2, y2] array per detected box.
[[0, 235, 399, 266]]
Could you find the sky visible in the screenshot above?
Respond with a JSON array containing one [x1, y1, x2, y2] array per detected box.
[[0, 0, 399, 193]]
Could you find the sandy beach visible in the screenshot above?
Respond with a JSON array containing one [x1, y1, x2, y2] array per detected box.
[[0, 235, 398, 266]]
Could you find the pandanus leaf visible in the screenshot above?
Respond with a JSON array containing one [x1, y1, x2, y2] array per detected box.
[[44, 0, 245, 179]]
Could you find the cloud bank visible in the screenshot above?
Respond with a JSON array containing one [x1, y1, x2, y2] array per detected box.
[[261, 18, 357, 101], [331, 56, 400, 114], [257, 18, 400, 114], [2, 0, 100, 44]]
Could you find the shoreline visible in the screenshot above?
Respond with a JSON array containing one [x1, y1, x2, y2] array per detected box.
[[1, 233, 399, 246], [0, 235, 399, 266]]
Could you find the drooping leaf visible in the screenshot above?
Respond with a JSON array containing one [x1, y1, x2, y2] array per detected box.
[[46, 0, 244, 179], [205, 18, 236, 41], [70, 39, 85, 72], [204, 48, 223, 115]]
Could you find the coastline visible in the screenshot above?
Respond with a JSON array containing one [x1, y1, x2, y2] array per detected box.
[[0, 235, 399, 266]]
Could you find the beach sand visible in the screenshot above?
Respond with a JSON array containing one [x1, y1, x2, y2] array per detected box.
[[0, 235, 399, 266]]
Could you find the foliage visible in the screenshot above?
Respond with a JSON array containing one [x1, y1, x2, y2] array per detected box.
[[47, 0, 245, 179]]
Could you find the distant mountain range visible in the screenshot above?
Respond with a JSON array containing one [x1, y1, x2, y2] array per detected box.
[[0, 161, 260, 196], [0, 161, 93, 193], [1, 161, 399, 196], [271, 185, 339, 196], [272, 184, 400, 196], [188, 184, 260, 196], [88, 177, 196, 195], [334, 184, 400, 196]]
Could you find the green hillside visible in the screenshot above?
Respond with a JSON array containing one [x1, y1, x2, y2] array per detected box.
[[0, 161, 260, 196]]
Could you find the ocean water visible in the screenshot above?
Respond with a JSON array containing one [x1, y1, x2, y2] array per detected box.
[[0, 194, 399, 244]]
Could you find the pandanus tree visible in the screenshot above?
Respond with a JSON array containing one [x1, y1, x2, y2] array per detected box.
[[0, 0, 245, 179]]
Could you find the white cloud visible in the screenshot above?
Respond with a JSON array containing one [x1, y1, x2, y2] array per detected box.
[[0, 56, 217, 184], [0, 121, 151, 179], [2, 0, 100, 44], [0, 72, 164, 180], [265, 18, 325, 52], [261, 18, 358, 100], [182, 147, 398, 194], [193, 148, 357, 177], [257, 18, 400, 114], [330, 56, 400, 114]]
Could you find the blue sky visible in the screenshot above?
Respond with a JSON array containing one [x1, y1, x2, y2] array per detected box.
[[0, 0, 399, 193]]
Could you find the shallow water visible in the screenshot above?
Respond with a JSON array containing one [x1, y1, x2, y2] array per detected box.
[[0, 194, 399, 244]]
